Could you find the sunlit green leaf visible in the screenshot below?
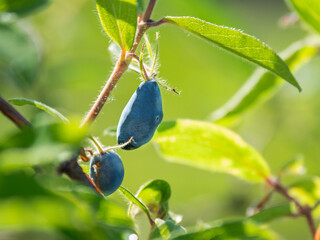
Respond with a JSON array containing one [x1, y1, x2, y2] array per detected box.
[[288, 177, 320, 218], [129, 179, 171, 219], [289, 177, 320, 207], [250, 204, 296, 223], [164, 16, 301, 90], [170, 219, 281, 240], [150, 219, 186, 240], [96, 0, 137, 51], [209, 37, 320, 125], [0, 0, 49, 19], [286, 0, 320, 34], [153, 119, 271, 183], [9, 98, 69, 124], [0, 23, 40, 87]]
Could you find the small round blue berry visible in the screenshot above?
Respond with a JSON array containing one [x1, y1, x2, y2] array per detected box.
[[89, 150, 124, 196]]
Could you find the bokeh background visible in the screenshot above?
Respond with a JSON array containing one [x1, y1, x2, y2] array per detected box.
[[1, 0, 320, 239]]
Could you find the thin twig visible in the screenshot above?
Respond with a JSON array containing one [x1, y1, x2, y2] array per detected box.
[[143, 0, 157, 22], [251, 190, 274, 214], [80, 57, 128, 127], [79, 147, 90, 162], [126, 52, 140, 62], [89, 136, 104, 153], [127, 52, 153, 78], [104, 137, 134, 152], [0, 96, 31, 129], [146, 18, 168, 28], [139, 44, 150, 81], [312, 201, 320, 211], [266, 177, 316, 237]]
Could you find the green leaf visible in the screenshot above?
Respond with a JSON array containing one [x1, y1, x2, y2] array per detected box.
[[0, 23, 41, 87], [164, 16, 301, 91], [0, 127, 36, 150], [289, 177, 320, 207], [250, 204, 296, 223], [96, 0, 137, 51], [0, 121, 86, 151], [97, 197, 135, 229], [0, 145, 74, 171], [0, 171, 53, 199], [117, 185, 153, 223], [37, 175, 135, 232], [153, 119, 271, 183], [9, 98, 70, 124], [0, 171, 135, 239], [288, 177, 320, 218], [278, 155, 306, 177], [170, 219, 281, 240], [209, 37, 320, 125], [0, 121, 87, 170], [150, 219, 186, 240], [0, 0, 49, 19], [129, 179, 171, 219], [286, 0, 320, 34]]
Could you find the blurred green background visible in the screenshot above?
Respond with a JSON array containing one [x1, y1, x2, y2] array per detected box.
[[1, 0, 320, 239]]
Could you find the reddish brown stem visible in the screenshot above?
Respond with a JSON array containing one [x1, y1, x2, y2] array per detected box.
[[126, 52, 140, 62], [143, 0, 157, 22], [252, 190, 274, 214], [126, 52, 149, 81], [0, 96, 31, 129], [81, 0, 159, 127], [146, 18, 168, 27], [266, 177, 316, 238], [80, 58, 128, 127]]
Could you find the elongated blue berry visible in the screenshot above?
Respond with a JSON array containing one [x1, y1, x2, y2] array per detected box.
[[117, 79, 163, 150]]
